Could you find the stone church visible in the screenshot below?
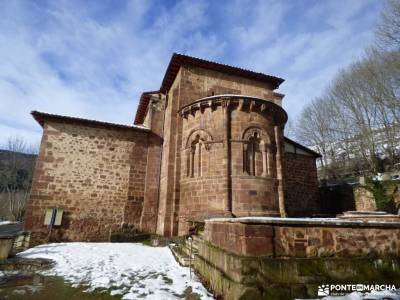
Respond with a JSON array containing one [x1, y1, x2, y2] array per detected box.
[[24, 53, 321, 244]]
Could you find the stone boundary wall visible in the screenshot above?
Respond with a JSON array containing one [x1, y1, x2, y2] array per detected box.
[[196, 217, 400, 299], [204, 218, 400, 258], [195, 238, 400, 300]]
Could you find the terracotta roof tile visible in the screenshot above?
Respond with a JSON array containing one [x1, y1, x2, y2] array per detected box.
[[134, 53, 284, 124], [160, 53, 284, 93]]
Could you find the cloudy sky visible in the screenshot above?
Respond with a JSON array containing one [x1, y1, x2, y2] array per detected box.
[[0, 0, 383, 148]]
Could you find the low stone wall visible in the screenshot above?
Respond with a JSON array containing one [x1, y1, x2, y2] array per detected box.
[[204, 217, 400, 258], [194, 217, 400, 299]]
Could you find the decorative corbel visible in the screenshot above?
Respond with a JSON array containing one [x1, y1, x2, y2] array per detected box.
[[250, 100, 255, 111], [261, 103, 266, 112], [190, 105, 196, 117], [238, 99, 244, 111]]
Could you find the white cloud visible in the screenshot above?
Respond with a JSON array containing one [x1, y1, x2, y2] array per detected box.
[[224, 0, 381, 120], [0, 123, 41, 150], [0, 0, 383, 147], [0, 0, 219, 146], [229, 0, 288, 50]]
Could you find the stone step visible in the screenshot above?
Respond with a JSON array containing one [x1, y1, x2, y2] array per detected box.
[[169, 233, 203, 267], [183, 246, 198, 255], [184, 239, 199, 251], [181, 240, 198, 252], [169, 244, 194, 267], [181, 245, 197, 259], [192, 235, 203, 245]]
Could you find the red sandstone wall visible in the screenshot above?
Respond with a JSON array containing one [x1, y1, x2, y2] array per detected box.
[[157, 65, 284, 236], [178, 100, 285, 233], [230, 109, 280, 217], [284, 152, 319, 217], [140, 99, 164, 233], [24, 121, 149, 244], [179, 106, 228, 235], [179, 66, 283, 106], [205, 221, 400, 258], [157, 71, 182, 236]]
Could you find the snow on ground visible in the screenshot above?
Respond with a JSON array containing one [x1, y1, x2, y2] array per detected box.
[[299, 290, 400, 300], [0, 221, 15, 225], [207, 216, 400, 225], [18, 242, 214, 300]]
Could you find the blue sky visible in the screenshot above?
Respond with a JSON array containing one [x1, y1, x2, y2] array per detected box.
[[0, 0, 383, 147]]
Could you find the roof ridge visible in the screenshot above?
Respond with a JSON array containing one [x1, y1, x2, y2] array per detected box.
[[134, 53, 285, 125], [160, 53, 284, 93], [32, 111, 149, 131], [172, 52, 283, 81]]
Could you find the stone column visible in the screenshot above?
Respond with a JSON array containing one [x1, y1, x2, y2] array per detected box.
[[190, 147, 195, 177], [248, 142, 254, 176], [267, 146, 272, 176], [242, 143, 248, 174], [185, 148, 190, 177], [196, 142, 202, 177], [223, 101, 232, 214], [274, 125, 286, 217], [261, 142, 267, 177]]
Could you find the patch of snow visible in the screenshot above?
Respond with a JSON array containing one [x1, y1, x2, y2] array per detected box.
[[198, 94, 273, 101], [299, 290, 400, 300], [206, 216, 400, 226], [364, 289, 400, 300], [372, 173, 384, 181], [0, 221, 15, 225], [321, 292, 363, 300], [18, 243, 214, 299]]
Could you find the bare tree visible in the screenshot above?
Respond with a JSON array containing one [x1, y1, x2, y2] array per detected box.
[[296, 49, 399, 179], [329, 62, 381, 172], [284, 118, 297, 140], [296, 97, 335, 179], [295, 1, 400, 180], [0, 136, 37, 221], [361, 49, 400, 166], [376, 0, 400, 50]]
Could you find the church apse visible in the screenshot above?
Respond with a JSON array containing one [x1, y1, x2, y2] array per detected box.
[[178, 95, 287, 234]]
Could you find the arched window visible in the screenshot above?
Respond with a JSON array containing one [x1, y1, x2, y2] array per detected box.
[[190, 135, 203, 177], [244, 132, 260, 175], [243, 127, 272, 177], [185, 130, 213, 178]]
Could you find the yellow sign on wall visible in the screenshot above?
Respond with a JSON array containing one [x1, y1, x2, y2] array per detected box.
[[44, 208, 64, 226]]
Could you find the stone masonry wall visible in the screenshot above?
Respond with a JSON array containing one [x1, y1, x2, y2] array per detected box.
[[204, 220, 400, 258], [157, 64, 286, 236], [157, 70, 182, 236], [140, 98, 164, 233], [24, 120, 149, 245], [195, 234, 400, 300], [180, 66, 284, 106], [284, 152, 319, 217], [230, 108, 281, 217], [179, 105, 228, 235]]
